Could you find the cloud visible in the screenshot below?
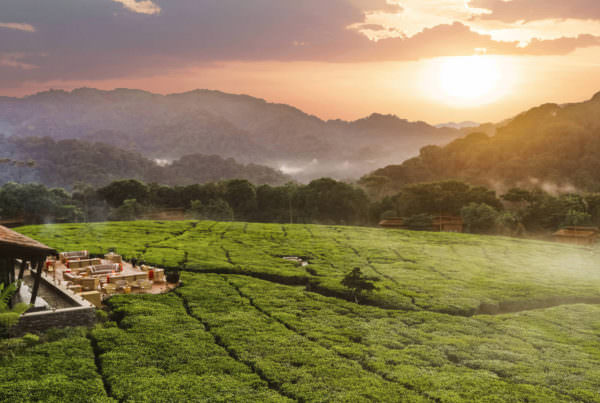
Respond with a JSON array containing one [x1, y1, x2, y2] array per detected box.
[[349, 0, 403, 13], [345, 22, 600, 61], [471, 0, 600, 22], [112, 0, 160, 15], [470, 18, 600, 46], [0, 22, 35, 32], [354, 1, 600, 48], [523, 34, 600, 55], [351, 0, 490, 40], [0, 53, 37, 70], [0, 0, 599, 90]]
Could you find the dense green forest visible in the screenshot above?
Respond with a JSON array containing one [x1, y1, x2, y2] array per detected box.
[[3, 178, 600, 235], [366, 91, 600, 193], [0, 136, 289, 188]]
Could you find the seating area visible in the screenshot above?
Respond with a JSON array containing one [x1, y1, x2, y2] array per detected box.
[[87, 263, 121, 276], [47, 250, 174, 307], [66, 258, 101, 269], [59, 250, 89, 263]]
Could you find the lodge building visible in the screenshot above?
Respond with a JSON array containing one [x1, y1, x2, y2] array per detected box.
[[379, 216, 464, 233], [552, 226, 599, 246]]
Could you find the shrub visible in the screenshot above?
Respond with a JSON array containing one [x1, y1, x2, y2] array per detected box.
[[95, 309, 109, 323], [22, 333, 39, 347], [166, 270, 180, 284], [0, 282, 29, 339]]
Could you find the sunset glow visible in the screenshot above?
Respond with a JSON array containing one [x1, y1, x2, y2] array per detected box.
[[3, 3, 600, 398], [1, 0, 600, 121], [437, 56, 502, 104]]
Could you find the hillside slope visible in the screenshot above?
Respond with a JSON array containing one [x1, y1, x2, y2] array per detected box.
[[368, 91, 600, 192], [18, 221, 600, 315], [0, 88, 467, 181], [0, 136, 290, 188], [10, 221, 600, 401]]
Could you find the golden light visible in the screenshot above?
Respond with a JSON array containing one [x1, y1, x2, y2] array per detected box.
[[421, 55, 514, 107], [439, 56, 500, 100]]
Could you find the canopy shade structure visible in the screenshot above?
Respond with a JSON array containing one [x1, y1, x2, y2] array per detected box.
[[0, 225, 56, 305], [0, 225, 56, 258]]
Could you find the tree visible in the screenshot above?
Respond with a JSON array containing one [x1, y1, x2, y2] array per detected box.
[[97, 179, 149, 208], [502, 188, 536, 204], [380, 209, 398, 220], [563, 209, 592, 226], [255, 185, 290, 222], [295, 178, 369, 225], [224, 179, 257, 220], [109, 198, 145, 221], [393, 181, 502, 218], [496, 211, 522, 236], [461, 203, 499, 233], [188, 199, 234, 221], [360, 175, 391, 200], [72, 182, 101, 222], [584, 193, 600, 226], [341, 268, 377, 303]]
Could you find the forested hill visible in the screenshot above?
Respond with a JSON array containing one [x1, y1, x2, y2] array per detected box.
[[366, 91, 600, 193], [0, 136, 290, 189], [0, 88, 471, 181]]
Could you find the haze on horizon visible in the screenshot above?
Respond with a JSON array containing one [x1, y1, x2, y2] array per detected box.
[[2, 0, 600, 124]]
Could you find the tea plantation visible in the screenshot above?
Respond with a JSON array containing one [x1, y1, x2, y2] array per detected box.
[[3, 221, 600, 402]]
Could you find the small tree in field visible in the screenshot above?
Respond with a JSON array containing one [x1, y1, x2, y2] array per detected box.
[[341, 267, 377, 303]]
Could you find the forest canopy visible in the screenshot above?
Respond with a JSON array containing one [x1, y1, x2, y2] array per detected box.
[[366, 93, 600, 194], [0, 136, 289, 189]]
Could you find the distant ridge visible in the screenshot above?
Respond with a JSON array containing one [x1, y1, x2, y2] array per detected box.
[[0, 87, 470, 181], [0, 136, 290, 189], [435, 121, 480, 129], [367, 91, 600, 193]]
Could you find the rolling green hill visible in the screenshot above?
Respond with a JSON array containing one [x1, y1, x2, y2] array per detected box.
[[4, 221, 600, 402], [368, 91, 600, 193]]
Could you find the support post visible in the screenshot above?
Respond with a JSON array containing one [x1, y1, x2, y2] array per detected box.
[[17, 260, 27, 282], [16, 259, 27, 292], [8, 259, 15, 284], [30, 258, 44, 306], [0, 259, 9, 288]]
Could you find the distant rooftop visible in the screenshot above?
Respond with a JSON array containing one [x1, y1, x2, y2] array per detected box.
[[553, 226, 599, 239]]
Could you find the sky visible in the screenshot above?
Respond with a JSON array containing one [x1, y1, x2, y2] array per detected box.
[[1, 0, 600, 123]]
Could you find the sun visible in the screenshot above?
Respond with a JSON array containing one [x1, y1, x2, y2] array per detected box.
[[424, 55, 507, 107]]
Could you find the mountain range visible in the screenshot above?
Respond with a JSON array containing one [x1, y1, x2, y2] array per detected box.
[[367, 91, 600, 194], [0, 136, 290, 189], [0, 88, 479, 182]]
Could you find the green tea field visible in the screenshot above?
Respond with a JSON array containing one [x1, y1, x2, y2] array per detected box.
[[4, 221, 600, 402]]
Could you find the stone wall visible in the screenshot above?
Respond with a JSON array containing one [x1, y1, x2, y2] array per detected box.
[[10, 306, 96, 337]]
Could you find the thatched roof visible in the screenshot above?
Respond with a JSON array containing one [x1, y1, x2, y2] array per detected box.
[[432, 216, 463, 225], [0, 225, 56, 258], [380, 216, 463, 228], [553, 226, 599, 239], [379, 218, 405, 228]]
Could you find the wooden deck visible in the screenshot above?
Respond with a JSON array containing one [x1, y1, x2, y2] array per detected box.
[[45, 257, 176, 306]]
